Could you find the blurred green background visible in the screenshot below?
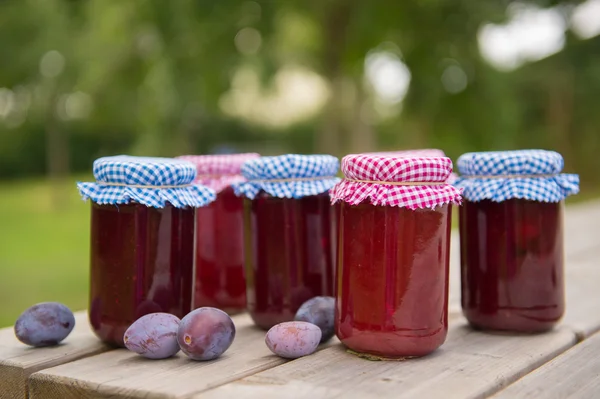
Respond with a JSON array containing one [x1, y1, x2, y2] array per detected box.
[[1, 0, 599, 327]]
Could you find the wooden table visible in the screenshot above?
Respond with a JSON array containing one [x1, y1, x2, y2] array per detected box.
[[2, 200, 600, 399]]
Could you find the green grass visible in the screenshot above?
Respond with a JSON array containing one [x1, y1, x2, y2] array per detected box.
[[0, 176, 91, 327]]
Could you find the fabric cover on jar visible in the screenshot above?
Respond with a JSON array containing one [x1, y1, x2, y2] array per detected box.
[[177, 153, 260, 193], [331, 153, 461, 209], [364, 148, 458, 183], [453, 149, 579, 202], [233, 154, 340, 199], [78, 155, 216, 207]]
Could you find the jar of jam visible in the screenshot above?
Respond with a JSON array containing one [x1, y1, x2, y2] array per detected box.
[[178, 153, 260, 314], [77, 156, 216, 346], [330, 154, 462, 359], [454, 150, 580, 333], [233, 154, 340, 330]]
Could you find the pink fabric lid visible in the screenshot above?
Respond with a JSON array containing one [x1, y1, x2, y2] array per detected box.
[[177, 153, 260, 193], [330, 153, 462, 210], [365, 148, 457, 183], [366, 148, 446, 157]]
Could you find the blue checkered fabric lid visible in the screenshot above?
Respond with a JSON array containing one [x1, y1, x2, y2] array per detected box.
[[77, 155, 216, 208], [454, 149, 579, 202], [233, 154, 340, 199]]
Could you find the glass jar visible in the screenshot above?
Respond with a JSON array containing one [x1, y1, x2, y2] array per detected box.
[[244, 192, 335, 329], [234, 154, 340, 330], [89, 202, 195, 346], [178, 153, 260, 314], [331, 154, 461, 358], [454, 150, 579, 333], [194, 187, 246, 313], [337, 202, 451, 357], [78, 156, 215, 346], [460, 199, 563, 332]]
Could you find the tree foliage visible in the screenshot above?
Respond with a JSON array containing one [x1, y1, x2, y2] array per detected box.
[[0, 0, 597, 187]]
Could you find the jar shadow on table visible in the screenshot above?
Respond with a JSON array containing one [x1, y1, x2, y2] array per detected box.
[[330, 340, 449, 362], [460, 323, 562, 337]]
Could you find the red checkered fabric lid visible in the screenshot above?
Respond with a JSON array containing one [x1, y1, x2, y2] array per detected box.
[[330, 154, 462, 209], [365, 148, 446, 157], [364, 149, 457, 183], [177, 153, 260, 193]]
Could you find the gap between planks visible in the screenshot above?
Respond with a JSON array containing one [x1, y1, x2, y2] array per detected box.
[[491, 331, 600, 398]]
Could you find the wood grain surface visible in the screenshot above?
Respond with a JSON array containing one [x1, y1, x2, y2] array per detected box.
[[491, 331, 600, 398], [0, 311, 110, 399]]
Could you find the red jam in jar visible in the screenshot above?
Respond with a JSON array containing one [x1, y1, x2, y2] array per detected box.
[[336, 202, 452, 358], [455, 149, 579, 333], [460, 199, 564, 332], [179, 153, 259, 314], [194, 187, 246, 313], [331, 154, 461, 358], [78, 155, 215, 347], [234, 154, 340, 330], [243, 193, 335, 329], [89, 202, 195, 346]]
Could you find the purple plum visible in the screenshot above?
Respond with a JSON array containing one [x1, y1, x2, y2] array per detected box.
[[265, 321, 321, 359], [177, 307, 235, 361], [123, 313, 180, 359], [15, 302, 75, 347], [294, 296, 335, 343]]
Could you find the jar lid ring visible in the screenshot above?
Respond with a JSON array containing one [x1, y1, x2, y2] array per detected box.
[[97, 182, 193, 189], [344, 178, 446, 186], [247, 175, 338, 183], [461, 173, 557, 179]]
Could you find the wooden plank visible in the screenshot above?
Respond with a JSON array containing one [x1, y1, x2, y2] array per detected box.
[[197, 319, 576, 399], [563, 256, 600, 339], [491, 331, 600, 398], [28, 313, 338, 398], [0, 311, 110, 399]]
